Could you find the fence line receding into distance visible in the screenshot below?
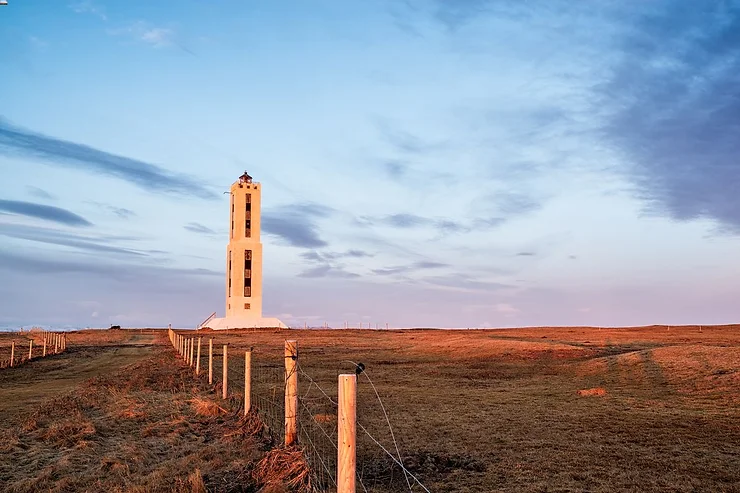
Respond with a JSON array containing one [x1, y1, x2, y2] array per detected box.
[[168, 329, 430, 493]]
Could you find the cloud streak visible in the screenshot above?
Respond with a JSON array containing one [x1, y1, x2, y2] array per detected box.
[[184, 222, 219, 236], [262, 203, 333, 248], [0, 118, 215, 199], [0, 199, 92, 226], [0, 223, 148, 257]]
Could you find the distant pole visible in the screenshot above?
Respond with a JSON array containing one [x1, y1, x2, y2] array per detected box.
[[222, 344, 228, 399], [209, 339, 213, 385], [28, 340, 33, 360], [338, 374, 357, 493], [386, 323, 389, 330], [285, 340, 298, 446], [10, 342, 14, 367], [244, 350, 252, 415], [196, 337, 202, 375]]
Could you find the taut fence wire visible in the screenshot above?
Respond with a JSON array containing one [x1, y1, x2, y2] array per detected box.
[[168, 329, 431, 493]]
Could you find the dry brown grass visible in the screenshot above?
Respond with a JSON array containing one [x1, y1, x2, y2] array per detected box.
[[185, 324, 740, 492], [252, 447, 312, 493], [1, 325, 739, 492]]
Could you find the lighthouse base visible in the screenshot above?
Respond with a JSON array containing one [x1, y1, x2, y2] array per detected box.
[[203, 316, 288, 330]]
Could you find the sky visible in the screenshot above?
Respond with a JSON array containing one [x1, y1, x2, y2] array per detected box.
[[1, 0, 739, 329]]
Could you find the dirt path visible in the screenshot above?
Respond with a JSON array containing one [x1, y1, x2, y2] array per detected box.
[[0, 335, 156, 422]]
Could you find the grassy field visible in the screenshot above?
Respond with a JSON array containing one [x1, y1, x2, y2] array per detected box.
[[0, 325, 738, 492]]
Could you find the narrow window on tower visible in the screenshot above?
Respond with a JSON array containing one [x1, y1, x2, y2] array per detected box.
[[245, 194, 252, 238], [228, 250, 232, 297], [230, 194, 234, 238], [244, 249, 252, 297]]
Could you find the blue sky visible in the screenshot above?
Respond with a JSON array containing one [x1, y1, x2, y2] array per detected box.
[[1, 0, 739, 328]]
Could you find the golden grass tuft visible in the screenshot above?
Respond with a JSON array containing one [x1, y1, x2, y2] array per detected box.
[[188, 468, 208, 493], [252, 446, 312, 493], [577, 387, 607, 397], [190, 397, 227, 416]]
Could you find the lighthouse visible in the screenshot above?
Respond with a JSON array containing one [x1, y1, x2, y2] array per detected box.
[[202, 172, 286, 329]]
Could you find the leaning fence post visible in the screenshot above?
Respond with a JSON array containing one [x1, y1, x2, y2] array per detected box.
[[196, 337, 202, 375], [244, 350, 252, 415], [222, 344, 229, 399], [28, 340, 33, 360], [338, 374, 357, 493], [209, 339, 213, 385], [285, 340, 298, 446], [10, 342, 15, 367]]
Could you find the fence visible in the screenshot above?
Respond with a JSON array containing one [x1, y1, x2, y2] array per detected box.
[[168, 329, 430, 493], [0, 331, 68, 369]]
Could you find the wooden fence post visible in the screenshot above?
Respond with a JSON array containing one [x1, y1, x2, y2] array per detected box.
[[28, 340, 33, 360], [10, 342, 14, 367], [285, 340, 298, 446], [244, 350, 252, 415], [43, 336, 47, 357], [209, 339, 213, 385], [222, 344, 229, 399], [338, 374, 357, 493], [189, 338, 194, 366], [196, 337, 202, 375]]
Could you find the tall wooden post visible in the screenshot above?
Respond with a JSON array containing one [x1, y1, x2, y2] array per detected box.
[[244, 350, 252, 415], [196, 337, 202, 375], [63, 334, 66, 351], [10, 342, 14, 367], [28, 340, 33, 360], [54, 334, 59, 354], [222, 344, 228, 399], [190, 338, 194, 366], [43, 336, 47, 357], [285, 340, 298, 446], [209, 339, 213, 385], [338, 374, 357, 493]]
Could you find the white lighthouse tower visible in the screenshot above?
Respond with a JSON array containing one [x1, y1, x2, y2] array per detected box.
[[204, 172, 286, 329]]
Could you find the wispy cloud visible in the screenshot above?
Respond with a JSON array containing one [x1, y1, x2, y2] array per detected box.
[[372, 260, 448, 276], [184, 222, 219, 236], [262, 203, 333, 248], [297, 249, 369, 279], [85, 201, 137, 220], [107, 21, 194, 54], [298, 264, 360, 279], [358, 213, 470, 234], [0, 199, 92, 227], [26, 186, 56, 201], [0, 223, 148, 257], [0, 118, 215, 199], [69, 1, 107, 21], [422, 273, 512, 293]]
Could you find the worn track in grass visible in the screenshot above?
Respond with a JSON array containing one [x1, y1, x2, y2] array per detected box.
[[0, 333, 156, 423]]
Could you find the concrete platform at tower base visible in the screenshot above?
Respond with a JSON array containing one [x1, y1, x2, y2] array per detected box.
[[204, 317, 288, 330]]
